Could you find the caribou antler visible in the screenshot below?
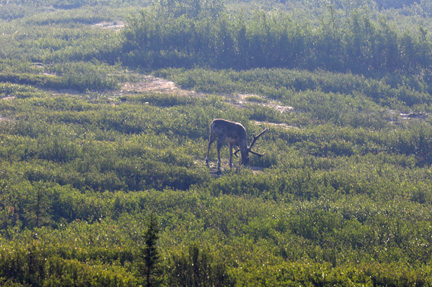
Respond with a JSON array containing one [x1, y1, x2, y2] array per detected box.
[[234, 128, 268, 157], [248, 128, 268, 154]]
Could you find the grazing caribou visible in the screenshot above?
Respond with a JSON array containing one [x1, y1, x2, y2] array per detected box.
[[205, 119, 268, 169]]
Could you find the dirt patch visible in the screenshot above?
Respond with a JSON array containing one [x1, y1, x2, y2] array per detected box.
[[235, 93, 294, 113], [253, 120, 298, 130], [399, 112, 427, 120], [266, 103, 294, 113], [93, 21, 125, 31], [385, 109, 428, 124], [0, 115, 13, 122], [121, 75, 197, 96]]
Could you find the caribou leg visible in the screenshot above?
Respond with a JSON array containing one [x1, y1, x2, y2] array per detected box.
[[206, 135, 215, 167], [216, 140, 223, 169], [229, 143, 234, 168]]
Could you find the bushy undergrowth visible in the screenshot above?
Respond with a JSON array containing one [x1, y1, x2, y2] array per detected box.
[[1, 88, 432, 285]]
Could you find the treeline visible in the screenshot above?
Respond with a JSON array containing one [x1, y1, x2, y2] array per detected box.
[[0, 0, 150, 8], [122, 1, 432, 75], [299, 0, 428, 10], [3, 0, 432, 78]]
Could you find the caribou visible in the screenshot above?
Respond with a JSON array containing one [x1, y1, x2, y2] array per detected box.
[[205, 119, 268, 169]]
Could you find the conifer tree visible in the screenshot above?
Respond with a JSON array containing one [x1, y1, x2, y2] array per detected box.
[[139, 213, 161, 287]]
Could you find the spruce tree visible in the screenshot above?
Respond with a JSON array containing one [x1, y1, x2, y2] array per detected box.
[[139, 213, 161, 287]]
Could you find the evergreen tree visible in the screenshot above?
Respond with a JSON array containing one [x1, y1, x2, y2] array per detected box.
[[139, 213, 161, 287]]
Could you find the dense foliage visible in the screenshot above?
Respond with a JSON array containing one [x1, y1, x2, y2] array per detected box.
[[1, 0, 432, 286], [122, 0, 432, 75]]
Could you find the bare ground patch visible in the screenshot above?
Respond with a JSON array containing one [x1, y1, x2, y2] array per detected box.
[[121, 75, 197, 96], [92, 21, 125, 31], [252, 120, 298, 130], [2, 96, 15, 101], [236, 93, 294, 112]]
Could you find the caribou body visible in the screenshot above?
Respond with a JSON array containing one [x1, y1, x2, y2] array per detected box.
[[205, 119, 268, 169]]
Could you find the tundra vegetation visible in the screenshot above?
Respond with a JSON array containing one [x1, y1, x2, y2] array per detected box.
[[1, 0, 432, 286]]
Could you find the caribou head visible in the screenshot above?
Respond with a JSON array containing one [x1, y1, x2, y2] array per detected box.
[[205, 119, 268, 169]]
